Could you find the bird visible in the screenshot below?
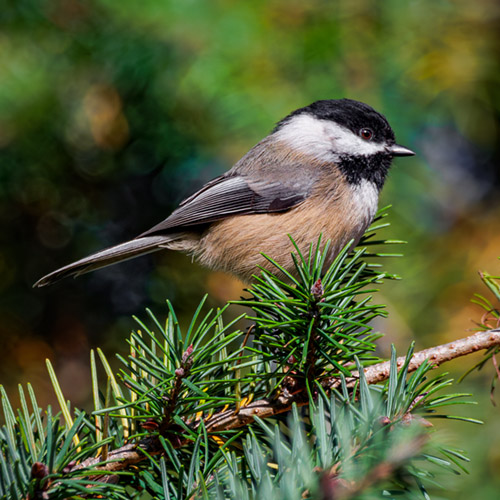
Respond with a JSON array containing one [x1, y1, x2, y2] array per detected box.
[[34, 98, 415, 288]]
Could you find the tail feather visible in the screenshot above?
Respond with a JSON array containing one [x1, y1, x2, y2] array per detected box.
[[34, 236, 170, 287]]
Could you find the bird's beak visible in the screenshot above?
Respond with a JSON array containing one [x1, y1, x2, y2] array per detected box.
[[388, 144, 416, 157]]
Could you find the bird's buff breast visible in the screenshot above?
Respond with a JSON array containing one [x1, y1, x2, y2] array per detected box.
[[191, 180, 379, 282]]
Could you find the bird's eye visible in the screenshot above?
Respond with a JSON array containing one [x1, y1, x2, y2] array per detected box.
[[359, 128, 373, 140]]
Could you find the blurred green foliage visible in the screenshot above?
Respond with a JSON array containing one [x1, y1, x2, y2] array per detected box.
[[1, 0, 500, 497]]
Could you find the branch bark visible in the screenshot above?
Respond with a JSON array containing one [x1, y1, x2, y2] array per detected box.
[[204, 328, 500, 432], [78, 328, 500, 473], [360, 328, 500, 384]]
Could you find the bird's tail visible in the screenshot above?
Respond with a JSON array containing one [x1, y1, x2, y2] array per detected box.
[[34, 235, 172, 287]]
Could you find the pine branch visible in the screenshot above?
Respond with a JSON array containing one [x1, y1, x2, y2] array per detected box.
[[75, 328, 500, 474], [206, 328, 500, 432], [6, 230, 494, 498], [336, 327, 500, 387]]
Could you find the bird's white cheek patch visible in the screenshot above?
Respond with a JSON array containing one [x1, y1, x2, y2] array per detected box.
[[276, 114, 387, 162]]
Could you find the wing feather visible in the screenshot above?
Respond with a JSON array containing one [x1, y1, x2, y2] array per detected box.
[[139, 174, 307, 237]]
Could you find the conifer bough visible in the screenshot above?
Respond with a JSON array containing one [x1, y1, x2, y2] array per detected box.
[[74, 327, 500, 475], [3, 223, 500, 499]]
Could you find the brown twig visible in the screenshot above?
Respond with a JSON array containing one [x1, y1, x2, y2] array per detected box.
[[77, 328, 500, 474], [359, 328, 500, 384]]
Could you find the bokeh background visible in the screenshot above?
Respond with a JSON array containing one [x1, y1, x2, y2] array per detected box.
[[1, 0, 500, 497]]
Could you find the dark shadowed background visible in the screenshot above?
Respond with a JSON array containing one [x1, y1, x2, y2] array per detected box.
[[1, 1, 500, 497]]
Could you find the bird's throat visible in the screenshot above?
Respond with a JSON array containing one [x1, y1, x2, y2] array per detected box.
[[336, 153, 392, 190]]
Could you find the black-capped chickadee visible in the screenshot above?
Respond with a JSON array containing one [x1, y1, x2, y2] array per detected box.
[[34, 99, 414, 287]]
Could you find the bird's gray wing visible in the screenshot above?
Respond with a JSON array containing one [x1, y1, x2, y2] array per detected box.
[[139, 174, 308, 237], [34, 172, 311, 287]]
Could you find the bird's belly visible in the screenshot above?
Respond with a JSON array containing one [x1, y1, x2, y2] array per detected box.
[[195, 187, 378, 282]]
